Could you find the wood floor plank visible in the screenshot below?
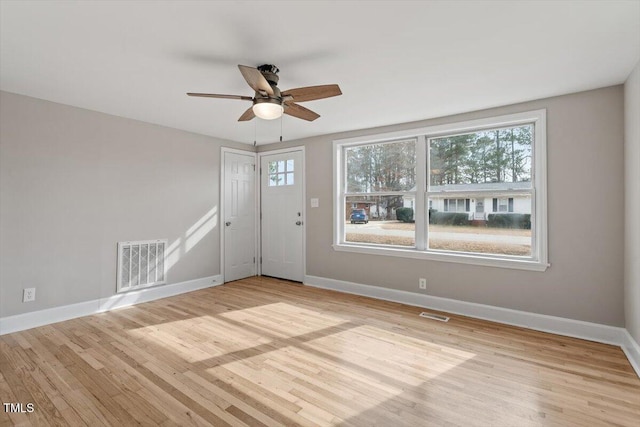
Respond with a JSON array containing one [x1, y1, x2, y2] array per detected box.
[[1, 276, 639, 426]]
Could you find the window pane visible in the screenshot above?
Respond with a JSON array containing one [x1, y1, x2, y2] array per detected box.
[[429, 125, 532, 187], [428, 195, 532, 256], [346, 139, 416, 193], [286, 172, 294, 185], [269, 173, 282, 186], [277, 160, 285, 173], [286, 159, 294, 171], [345, 195, 415, 247]]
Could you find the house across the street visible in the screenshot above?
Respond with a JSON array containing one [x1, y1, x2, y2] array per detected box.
[[404, 181, 532, 221]]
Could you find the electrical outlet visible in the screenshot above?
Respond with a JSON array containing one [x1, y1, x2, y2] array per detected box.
[[419, 278, 427, 290], [23, 288, 36, 302]]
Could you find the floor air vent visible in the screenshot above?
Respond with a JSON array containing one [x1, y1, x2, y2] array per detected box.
[[419, 312, 450, 322], [117, 239, 167, 293]]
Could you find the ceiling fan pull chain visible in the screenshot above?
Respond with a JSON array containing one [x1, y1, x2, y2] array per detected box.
[[280, 114, 283, 142], [254, 120, 257, 147]]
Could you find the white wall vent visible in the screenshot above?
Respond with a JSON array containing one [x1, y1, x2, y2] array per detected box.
[[117, 239, 168, 293]]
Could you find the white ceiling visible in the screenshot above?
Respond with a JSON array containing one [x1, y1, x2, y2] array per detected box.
[[1, 1, 639, 145]]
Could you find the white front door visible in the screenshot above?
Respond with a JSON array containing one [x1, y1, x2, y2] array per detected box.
[[475, 199, 485, 220], [223, 150, 256, 282], [260, 150, 304, 282]]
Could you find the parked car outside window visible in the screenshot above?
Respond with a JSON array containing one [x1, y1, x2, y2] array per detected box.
[[350, 209, 369, 224]]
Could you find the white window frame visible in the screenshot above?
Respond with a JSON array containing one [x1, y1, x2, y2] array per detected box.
[[333, 109, 548, 272]]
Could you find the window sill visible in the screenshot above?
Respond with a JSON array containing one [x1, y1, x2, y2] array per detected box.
[[333, 243, 550, 272]]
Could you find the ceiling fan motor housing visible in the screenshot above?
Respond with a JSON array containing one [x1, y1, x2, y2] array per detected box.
[[257, 64, 280, 86]]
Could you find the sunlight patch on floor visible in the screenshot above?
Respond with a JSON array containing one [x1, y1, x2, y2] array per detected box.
[[128, 314, 271, 363], [202, 322, 476, 424], [127, 300, 479, 424], [218, 302, 349, 337], [305, 324, 475, 383], [127, 302, 350, 364]]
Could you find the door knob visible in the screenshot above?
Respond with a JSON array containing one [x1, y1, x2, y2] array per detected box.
[[296, 221, 303, 226], [225, 221, 231, 226]]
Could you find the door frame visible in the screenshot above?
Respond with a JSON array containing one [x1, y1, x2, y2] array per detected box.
[[220, 147, 259, 283], [257, 146, 306, 279]]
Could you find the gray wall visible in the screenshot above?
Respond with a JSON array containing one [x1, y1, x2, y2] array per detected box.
[[625, 62, 640, 342], [0, 91, 250, 317], [1, 86, 628, 328], [261, 86, 626, 326]]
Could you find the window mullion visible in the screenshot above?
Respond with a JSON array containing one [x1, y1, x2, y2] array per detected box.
[[415, 135, 426, 250]]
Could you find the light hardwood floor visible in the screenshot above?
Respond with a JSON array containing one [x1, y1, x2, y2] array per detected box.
[[1, 276, 639, 426]]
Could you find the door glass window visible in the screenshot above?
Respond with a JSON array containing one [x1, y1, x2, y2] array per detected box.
[[269, 159, 294, 186]]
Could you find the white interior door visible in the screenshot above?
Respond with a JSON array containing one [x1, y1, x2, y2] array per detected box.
[[223, 150, 256, 282], [260, 150, 304, 282]]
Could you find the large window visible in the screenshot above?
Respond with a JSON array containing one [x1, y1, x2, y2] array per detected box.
[[334, 110, 548, 271]]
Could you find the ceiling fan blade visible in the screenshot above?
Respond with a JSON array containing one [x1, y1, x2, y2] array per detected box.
[[281, 84, 342, 102], [238, 106, 255, 122], [238, 65, 274, 96], [187, 93, 253, 101], [284, 102, 320, 121]]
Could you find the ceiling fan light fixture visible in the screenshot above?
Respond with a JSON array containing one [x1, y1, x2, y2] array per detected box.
[[252, 98, 283, 120]]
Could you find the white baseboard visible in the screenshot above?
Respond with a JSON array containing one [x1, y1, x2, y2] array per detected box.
[[0, 275, 222, 335], [621, 330, 640, 376], [304, 275, 639, 378]]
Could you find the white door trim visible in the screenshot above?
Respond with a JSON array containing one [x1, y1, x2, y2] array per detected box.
[[258, 146, 306, 279], [220, 147, 258, 283]]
